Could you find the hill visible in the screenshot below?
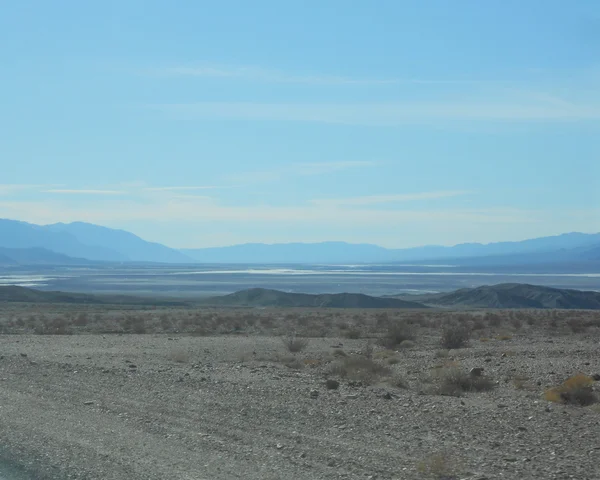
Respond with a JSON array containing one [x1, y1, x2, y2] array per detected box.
[[406, 283, 600, 309], [0, 247, 91, 265], [203, 288, 428, 308], [0, 286, 186, 306]]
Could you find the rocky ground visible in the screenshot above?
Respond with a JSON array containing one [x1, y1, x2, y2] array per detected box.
[[0, 319, 599, 479]]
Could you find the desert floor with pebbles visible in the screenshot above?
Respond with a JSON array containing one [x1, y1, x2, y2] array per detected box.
[[0, 309, 599, 480]]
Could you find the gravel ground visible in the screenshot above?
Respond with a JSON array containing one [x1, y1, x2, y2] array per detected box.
[[0, 333, 599, 480]]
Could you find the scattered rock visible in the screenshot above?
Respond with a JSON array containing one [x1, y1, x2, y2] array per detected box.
[[129, 364, 137, 369], [83, 401, 94, 406], [310, 389, 319, 398], [20, 353, 27, 357], [470, 367, 484, 377], [592, 373, 600, 381], [325, 379, 340, 390], [381, 391, 393, 400], [276, 443, 284, 450]]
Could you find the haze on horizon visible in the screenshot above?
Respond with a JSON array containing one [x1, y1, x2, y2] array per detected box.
[[1, 1, 599, 249]]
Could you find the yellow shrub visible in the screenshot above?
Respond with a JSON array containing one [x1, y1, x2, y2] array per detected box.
[[544, 374, 597, 406]]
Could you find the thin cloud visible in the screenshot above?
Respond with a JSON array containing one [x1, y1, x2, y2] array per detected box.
[[143, 186, 224, 192], [157, 65, 404, 85], [227, 161, 377, 184], [311, 191, 471, 207], [155, 100, 600, 125], [0, 184, 62, 195], [44, 189, 126, 195]]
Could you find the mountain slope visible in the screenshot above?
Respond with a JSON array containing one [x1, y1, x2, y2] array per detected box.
[[0, 247, 90, 265], [47, 222, 192, 263], [203, 288, 428, 308], [411, 283, 600, 309], [0, 219, 125, 261]]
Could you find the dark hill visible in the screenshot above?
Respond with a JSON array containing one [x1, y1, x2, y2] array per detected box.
[[0, 286, 186, 306], [203, 288, 428, 308], [416, 283, 600, 309]]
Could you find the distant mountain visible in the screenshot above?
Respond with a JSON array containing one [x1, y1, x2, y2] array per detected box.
[[182, 233, 600, 264], [0, 219, 192, 263], [0, 219, 125, 261], [183, 242, 392, 264], [46, 222, 192, 263], [401, 283, 600, 309], [0, 247, 89, 265], [203, 288, 428, 308]]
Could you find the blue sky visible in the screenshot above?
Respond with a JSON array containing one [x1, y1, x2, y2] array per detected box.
[[1, 0, 599, 248]]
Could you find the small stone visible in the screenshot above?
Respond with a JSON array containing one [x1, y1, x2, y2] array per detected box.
[[20, 353, 27, 357], [276, 443, 284, 450], [518, 426, 527, 431], [470, 367, 484, 377], [310, 389, 319, 398], [83, 401, 94, 406], [325, 379, 340, 390], [591, 373, 600, 381], [381, 392, 392, 400], [129, 364, 137, 369], [344, 394, 358, 399]]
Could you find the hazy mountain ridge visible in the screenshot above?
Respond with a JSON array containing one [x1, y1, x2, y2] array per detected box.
[[1, 218, 599, 266], [183, 233, 600, 265], [0, 219, 191, 263]]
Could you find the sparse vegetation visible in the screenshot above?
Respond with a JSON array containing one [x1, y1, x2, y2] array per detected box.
[[330, 355, 391, 384], [429, 365, 495, 396], [167, 349, 190, 363], [379, 320, 415, 349], [544, 374, 598, 406], [440, 324, 470, 349], [282, 333, 309, 353], [417, 451, 460, 480]]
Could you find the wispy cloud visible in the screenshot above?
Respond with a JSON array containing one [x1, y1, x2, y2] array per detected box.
[[0, 184, 61, 195], [43, 189, 126, 195], [155, 100, 600, 125], [227, 161, 377, 184], [311, 191, 471, 207], [157, 65, 406, 85], [143, 186, 224, 192]]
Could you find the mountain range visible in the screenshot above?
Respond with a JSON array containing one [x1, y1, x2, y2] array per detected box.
[[0, 218, 599, 266]]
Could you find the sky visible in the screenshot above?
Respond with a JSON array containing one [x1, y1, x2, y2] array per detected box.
[[1, 0, 599, 248]]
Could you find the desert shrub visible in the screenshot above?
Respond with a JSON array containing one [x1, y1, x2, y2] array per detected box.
[[544, 374, 597, 406], [399, 339, 415, 349], [167, 349, 189, 363], [282, 334, 309, 353], [343, 327, 362, 339], [280, 356, 304, 369], [432, 366, 494, 396], [330, 355, 391, 384], [73, 313, 88, 327], [486, 312, 503, 328], [417, 451, 460, 480], [566, 318, 587, 334], [440, 324, 470, 349], [512, 374, 533, 391], [378, 321, 415, 349]]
